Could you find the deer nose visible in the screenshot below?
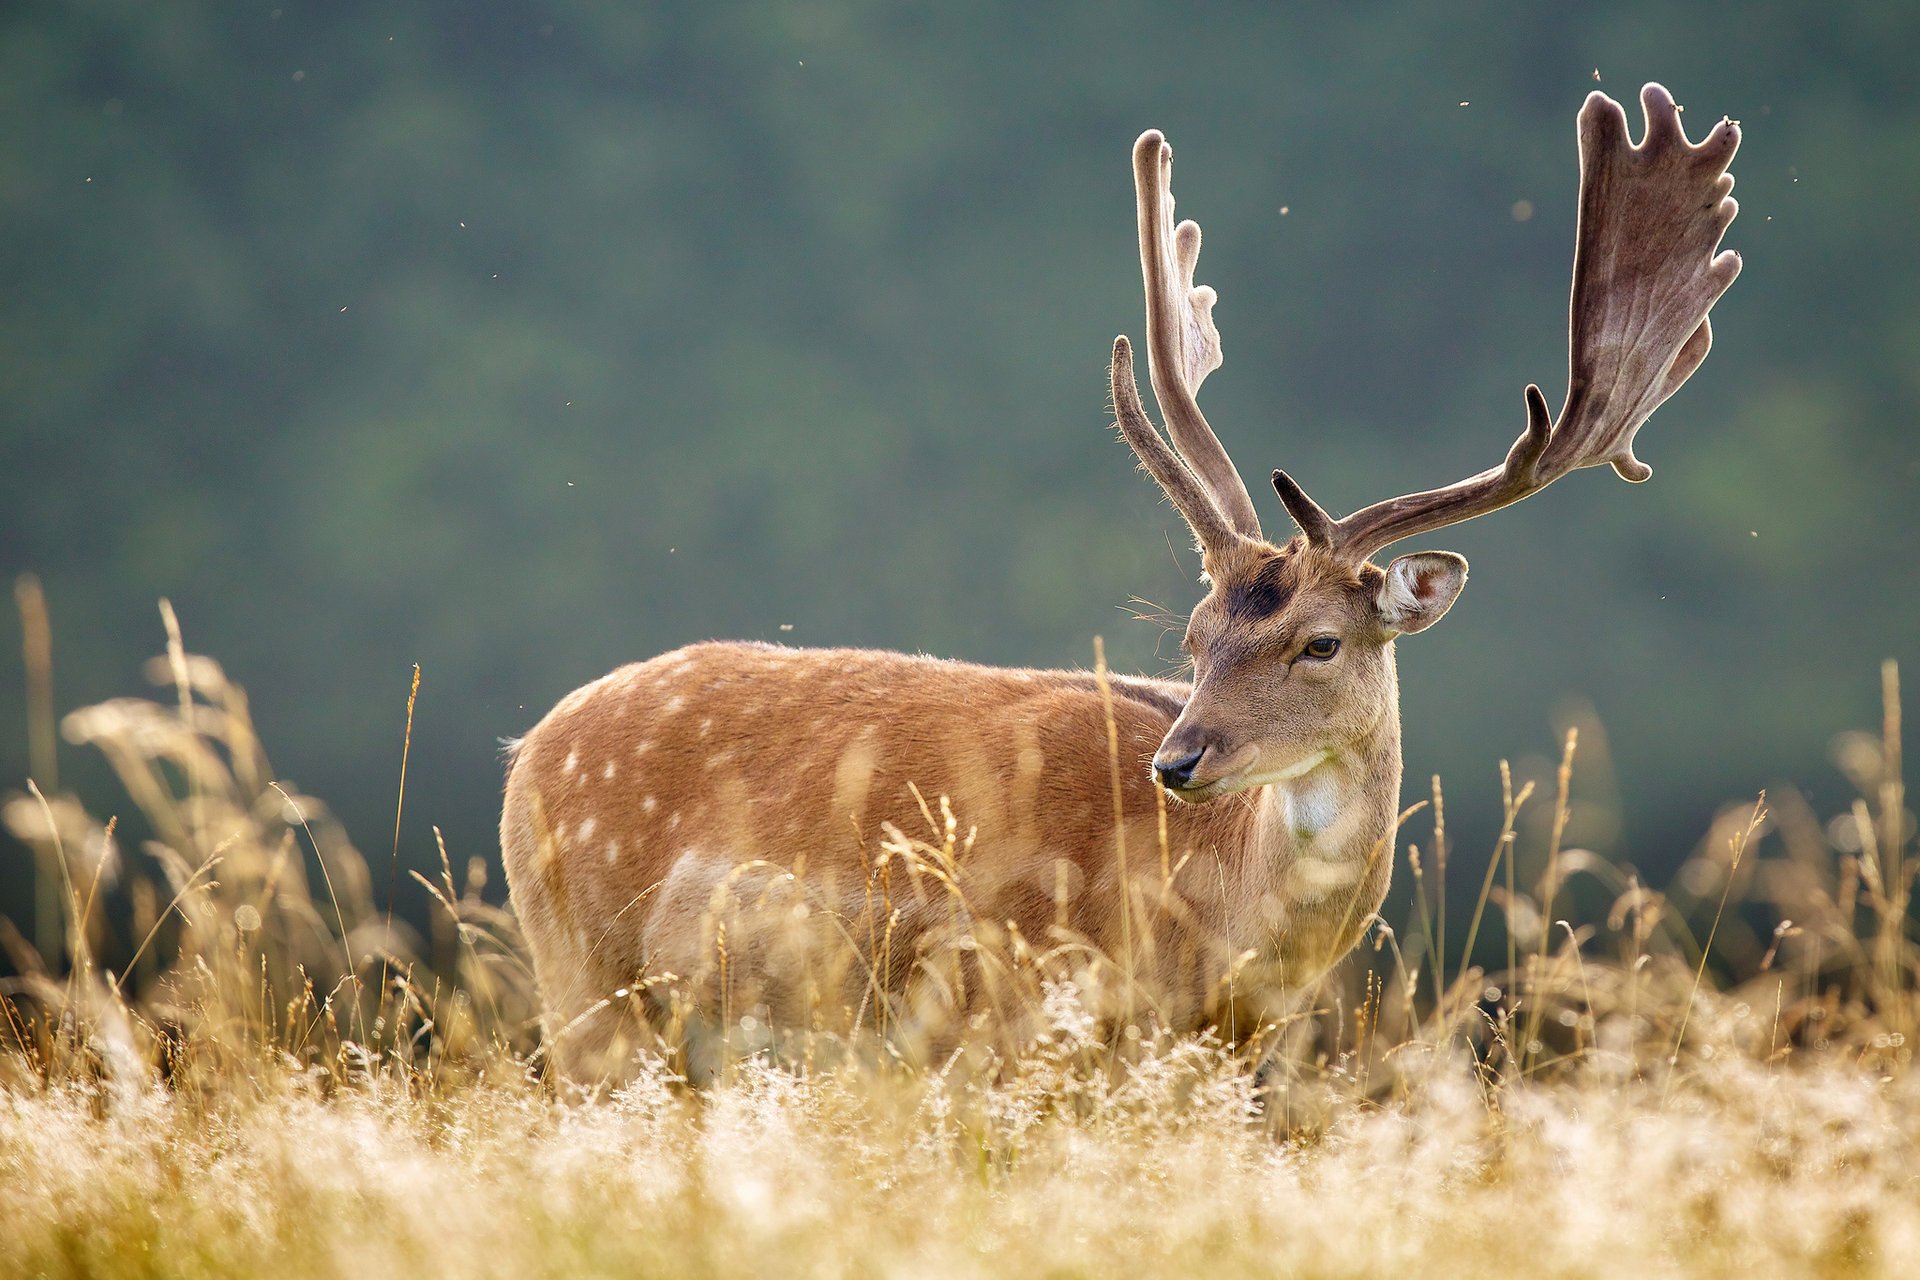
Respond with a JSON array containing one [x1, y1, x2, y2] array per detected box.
[[1153, 746, 1207, 791]]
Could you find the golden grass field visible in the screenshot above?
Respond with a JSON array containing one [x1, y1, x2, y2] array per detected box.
[[3, 593, 1915, 1278]]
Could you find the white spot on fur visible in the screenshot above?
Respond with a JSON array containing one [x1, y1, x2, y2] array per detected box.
[[664, 695, 685, 714], [634, 740, 652, 756], [602, 761, 616, 780], [1287, 856, 1362, 900], [1282, 776, 1340, 837], [604, 839, 621, 864], [554, 681, 600, 717], [699, 718, 712, 737], [642, 795, 657, 814], [831, 729, 880, 823], [669, 812, 681, 829], [578, 817, 598, 842], [563, 751, 579, 775]]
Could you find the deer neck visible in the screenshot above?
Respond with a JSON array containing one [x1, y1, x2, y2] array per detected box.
[[1195, 659, 1401, 994], [1249, 651, 1404, 883]]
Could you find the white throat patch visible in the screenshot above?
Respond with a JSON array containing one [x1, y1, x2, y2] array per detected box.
[[1278, 762, 1351, 844]]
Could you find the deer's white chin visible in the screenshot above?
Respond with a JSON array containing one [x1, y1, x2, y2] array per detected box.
[[1167, 749, 1334, 802], [1230, 749, 1336, 793]]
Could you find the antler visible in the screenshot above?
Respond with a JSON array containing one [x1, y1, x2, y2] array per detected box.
[[1127, 130, 1264, 541], [1277, 83, 1742, 564]]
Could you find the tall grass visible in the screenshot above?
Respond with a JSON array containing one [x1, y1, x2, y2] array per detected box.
[[2, 597, 1916, 1277]]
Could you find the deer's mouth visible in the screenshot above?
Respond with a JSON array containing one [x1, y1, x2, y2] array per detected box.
[[1170, 748, 1333, 802], [1158, 743, 1259, 802]]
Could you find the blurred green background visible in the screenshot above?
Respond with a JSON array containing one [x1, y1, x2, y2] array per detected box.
[[3, 2, 1916, 924]]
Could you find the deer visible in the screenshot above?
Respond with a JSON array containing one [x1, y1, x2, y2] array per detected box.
[[501, 83, 1742, 1080]]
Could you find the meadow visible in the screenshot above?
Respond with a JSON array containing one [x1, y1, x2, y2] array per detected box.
[[3, 603, 1915, 1278]]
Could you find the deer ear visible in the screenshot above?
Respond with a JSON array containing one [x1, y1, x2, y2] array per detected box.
[[1376, 552, 1468, 635]]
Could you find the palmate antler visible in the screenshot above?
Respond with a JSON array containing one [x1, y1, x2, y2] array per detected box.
[[1112, 129, 1265, 550], [1271, 83, 1743, 563]]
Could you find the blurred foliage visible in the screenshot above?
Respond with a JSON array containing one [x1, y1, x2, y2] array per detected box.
[[1, 1, 1916, 911]]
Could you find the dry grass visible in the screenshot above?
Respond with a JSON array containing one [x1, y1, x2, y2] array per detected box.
[[3, 599, 1917, 1278]]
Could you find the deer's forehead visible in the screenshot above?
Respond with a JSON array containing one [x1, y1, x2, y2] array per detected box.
[[1197, 553, 1377, 631]]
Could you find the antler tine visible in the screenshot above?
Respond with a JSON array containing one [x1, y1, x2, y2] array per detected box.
[[1132, 130, 1265, 540], [1111, 336, 1236, 551], [1324, 83, 1743, 565]]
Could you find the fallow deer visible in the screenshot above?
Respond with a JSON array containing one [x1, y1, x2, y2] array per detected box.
[[502, 84, 1742, 1078]]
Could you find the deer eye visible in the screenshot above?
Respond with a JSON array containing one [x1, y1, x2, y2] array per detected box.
[[1302, 636, 1340, 661]]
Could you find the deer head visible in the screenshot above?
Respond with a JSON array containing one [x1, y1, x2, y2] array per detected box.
[[1113, 84, 1741, 801]]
